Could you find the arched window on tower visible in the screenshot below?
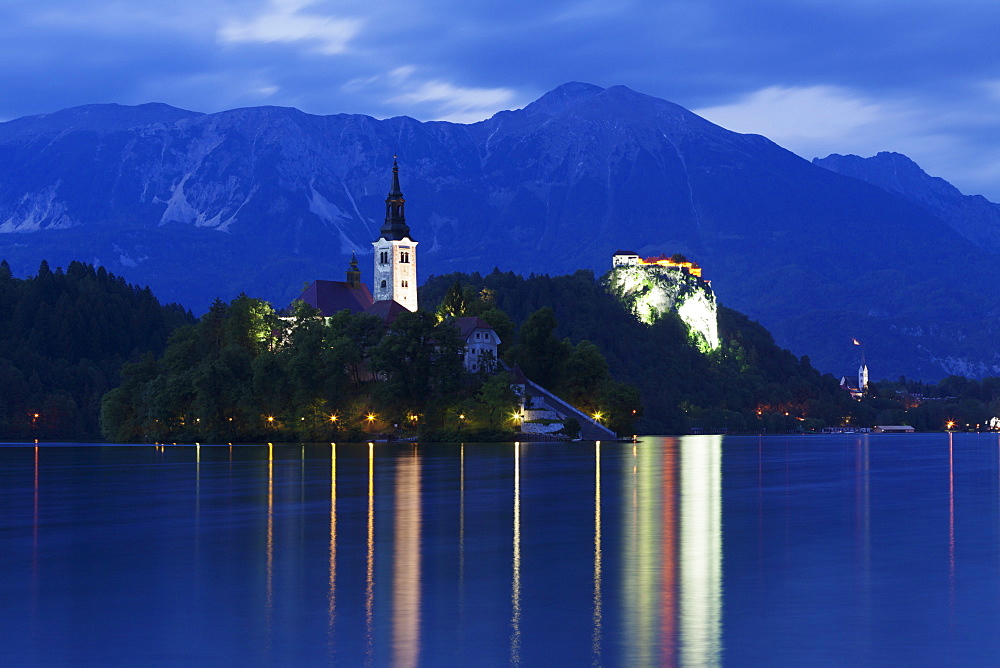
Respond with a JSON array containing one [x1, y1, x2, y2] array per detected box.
[[381, 280, 387, 289]]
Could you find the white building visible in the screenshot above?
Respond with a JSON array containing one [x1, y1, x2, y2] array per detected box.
[[455, 316, 500, 373], [372, 159, 418, 311], [612, 249, 641, 267]]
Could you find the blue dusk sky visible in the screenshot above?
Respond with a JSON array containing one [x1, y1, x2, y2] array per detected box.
[[3, 0, 1000, 199]]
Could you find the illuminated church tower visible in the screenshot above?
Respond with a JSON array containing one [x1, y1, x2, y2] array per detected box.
[[372, 159, 418, 311], [859, 362, 869, 392]]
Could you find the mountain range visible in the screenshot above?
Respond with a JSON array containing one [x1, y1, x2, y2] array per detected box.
[[2, 82, 999, 381]]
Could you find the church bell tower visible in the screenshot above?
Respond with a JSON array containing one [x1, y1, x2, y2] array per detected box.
[[372, 159, 418, 311]]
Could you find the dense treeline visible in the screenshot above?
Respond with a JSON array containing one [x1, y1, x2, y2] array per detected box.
[[100, 279, 646, 442], [434, 280, 640, 435], [421, 269, 859, 433], [30, 259, 997, 442], [101, 296, 531, 442], [0, 260, 192, 439], [422, 269, 1000, 433]]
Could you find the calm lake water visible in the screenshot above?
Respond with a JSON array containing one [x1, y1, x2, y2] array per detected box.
[[3, 434, 1000, 665]]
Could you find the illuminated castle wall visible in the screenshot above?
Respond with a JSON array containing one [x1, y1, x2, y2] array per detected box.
[[604, 251, 720, 352]]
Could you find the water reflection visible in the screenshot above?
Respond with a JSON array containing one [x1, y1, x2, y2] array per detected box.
[[328, 444, 337, 654], [32, 445, 39, 626], [855, 435, 872, 642], [511, 442, 522, 665], [623, 435, 657, 665], [265, 443, 273, 653], [680, 435, 722, 667], [392, 448, 422, 668], [949, 432, 955, 613], [459, 444, 465, 620], [13, 437, 1000, 664], [661, 438, 677, 665], [366, 442, 375, 666], [622, 435, 723, 666], [592, 441, 603, 665]]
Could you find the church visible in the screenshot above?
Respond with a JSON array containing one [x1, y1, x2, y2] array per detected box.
[[295, 159, 419, 321], [294, 160, 500, 370]]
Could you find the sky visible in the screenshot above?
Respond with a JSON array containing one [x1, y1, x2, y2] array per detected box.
[[3, 0, 1000, 198]]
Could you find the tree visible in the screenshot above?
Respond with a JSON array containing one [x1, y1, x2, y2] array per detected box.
[[475, 372, 519, 430], [560, 339, 611, 410], [510, 307, 571, 388], [436, 280, 469, 320], [372, 311, 466, 418]]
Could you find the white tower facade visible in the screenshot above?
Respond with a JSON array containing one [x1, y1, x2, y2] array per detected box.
[[859, 363, 869, 391], [372, 159, 418, 311]]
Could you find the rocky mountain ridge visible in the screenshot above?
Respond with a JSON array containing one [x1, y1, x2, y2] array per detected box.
[[1, 83, 999, 380], [814, 151, 1000, 253]]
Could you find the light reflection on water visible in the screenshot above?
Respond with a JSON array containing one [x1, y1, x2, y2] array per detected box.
[[3, 434, 1000, 664]]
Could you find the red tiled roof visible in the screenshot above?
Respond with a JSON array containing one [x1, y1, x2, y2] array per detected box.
[[366, 300, 407, 326], [297, 280, 373, 316], [454, 316, 496, 341]]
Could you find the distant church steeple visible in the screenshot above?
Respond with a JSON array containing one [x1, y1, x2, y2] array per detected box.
[[372, 158, 418, 310], [859, 345, 869, 393], [346, 252, 361, 288]]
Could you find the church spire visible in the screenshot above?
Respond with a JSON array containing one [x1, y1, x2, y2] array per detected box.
[[379, 158, 412, 241], [346, 251, 361, 288]]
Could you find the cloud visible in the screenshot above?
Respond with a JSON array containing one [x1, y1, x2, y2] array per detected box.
[[342, 66, 522, 123], [388, 80, 518, 124], [218, 0, 361, 55], [694, 85, 899, 147], [694, 83, 1000, 201]]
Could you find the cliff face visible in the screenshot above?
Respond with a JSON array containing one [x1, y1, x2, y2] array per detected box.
[[603, 265, 719, 352]]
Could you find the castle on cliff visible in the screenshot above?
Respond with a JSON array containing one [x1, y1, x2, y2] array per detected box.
[[605, 249, 720, 352]]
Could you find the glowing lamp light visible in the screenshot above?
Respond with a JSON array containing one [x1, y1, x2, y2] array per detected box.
[[366, 414, 376, 422], [267, 416, 275, 423], [330, 414, 339, 422], [593, 411, 604, 422], [459, 414, 465, 420], [946, 420, 956, 430]]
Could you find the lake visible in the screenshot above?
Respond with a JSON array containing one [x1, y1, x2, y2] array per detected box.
[[2, 434, 999, 665]]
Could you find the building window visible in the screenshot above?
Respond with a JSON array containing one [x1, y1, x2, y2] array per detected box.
[[380, 280, 387, 289], [475, 332, 480, 340], [380, 251, 388, 264], [400, 251, 409, 263], [401, 280, 408, 287]]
